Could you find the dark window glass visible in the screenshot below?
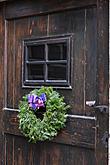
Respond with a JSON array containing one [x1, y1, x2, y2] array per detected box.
[[48, 63, 67, 80], [28, 45, 45, 61], [28, 64, 44, 80], [48, 43, 67, 60]]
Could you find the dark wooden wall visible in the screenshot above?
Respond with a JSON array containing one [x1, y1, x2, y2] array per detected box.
[[0, 0, 108, 165], [0, 4, 4, 165]]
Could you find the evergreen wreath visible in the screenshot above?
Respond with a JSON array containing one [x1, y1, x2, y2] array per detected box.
[[18, 86, 70, 143]]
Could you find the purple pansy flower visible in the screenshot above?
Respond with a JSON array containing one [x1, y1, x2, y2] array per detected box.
[[27, 93, 46, 111]]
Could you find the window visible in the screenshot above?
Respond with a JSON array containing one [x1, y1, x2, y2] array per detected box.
[[22, 35, 72, 88]]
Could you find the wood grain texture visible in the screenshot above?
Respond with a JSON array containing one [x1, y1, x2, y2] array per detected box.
[[13, 18, 30, 109], [4, 134, 96, 165], [6, 8, 90, 115], [6, 15, 48, 109], [4, 134, 14, 165], [3, 4, 99, 165], [0, 5, 4, 165], [0, 4, 4, 130], [5, 0, 97, 19], [85, 7, 97, 116], [97, 0, 109, 105], [0, 0, 108, 164], [7, 20, 15, 108], [49, 9, 86, 114], [3, 109, 96, 149], [96, 0, 109, 164]]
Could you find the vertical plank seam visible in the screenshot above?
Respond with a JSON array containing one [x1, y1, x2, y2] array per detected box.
[[83, 9, 87, 114], [13, 21, 16, 108], [4, 135, 6, 165], [47, 14, 49, 36], [4, 20, 8, 108], [12, 137, 15, 165]]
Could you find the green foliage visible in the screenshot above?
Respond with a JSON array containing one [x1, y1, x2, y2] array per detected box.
[[18, 86, 70, 143]]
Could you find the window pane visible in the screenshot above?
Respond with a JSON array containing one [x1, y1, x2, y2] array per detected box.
[[48, 63, 66, 80], [48, 43, 67, 60], [28, 45, 45, 61], [28, 64, 44, 80]]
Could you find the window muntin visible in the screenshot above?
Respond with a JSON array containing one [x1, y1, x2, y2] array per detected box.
[[23, 35, 72, 88]]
